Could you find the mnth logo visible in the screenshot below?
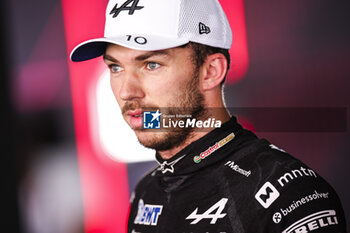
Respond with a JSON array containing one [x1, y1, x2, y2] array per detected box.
[[255, 181, 280, 209], [143, 110, 161, 129]]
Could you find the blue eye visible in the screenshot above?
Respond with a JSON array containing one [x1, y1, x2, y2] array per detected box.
[[110, 64, 123, 73], [146, 62, 160, 70]]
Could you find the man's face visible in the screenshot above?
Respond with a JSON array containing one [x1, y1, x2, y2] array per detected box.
[[104, 44, 206, 151]]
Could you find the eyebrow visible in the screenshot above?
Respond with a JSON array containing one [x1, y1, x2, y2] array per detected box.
[[103, 50, 170, 63], [134, 50, 170, 61], [103, 54, 119, 63]]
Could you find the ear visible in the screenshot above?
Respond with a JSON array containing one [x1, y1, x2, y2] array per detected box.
[[200, 53, 227, 91]]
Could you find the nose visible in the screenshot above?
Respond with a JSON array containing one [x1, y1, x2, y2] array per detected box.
[[118, 71, 145, 101]]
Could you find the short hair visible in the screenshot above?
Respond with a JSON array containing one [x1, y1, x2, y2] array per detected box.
[[182, 42, 231, 86]]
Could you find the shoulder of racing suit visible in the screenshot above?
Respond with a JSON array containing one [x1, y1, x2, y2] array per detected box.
[[219, 139, 347, 232]]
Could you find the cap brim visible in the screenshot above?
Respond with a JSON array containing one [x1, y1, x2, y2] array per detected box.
[[70, 36, 189, 62]]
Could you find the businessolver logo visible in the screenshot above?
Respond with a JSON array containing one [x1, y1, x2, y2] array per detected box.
[[143, 110, 161, 129]]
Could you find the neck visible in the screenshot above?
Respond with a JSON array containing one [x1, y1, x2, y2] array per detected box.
[[157, 108, 230, 160]]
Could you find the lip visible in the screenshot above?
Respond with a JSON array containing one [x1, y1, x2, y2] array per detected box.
[[127, 109, 143, 116], [126, 109, 143, 129]]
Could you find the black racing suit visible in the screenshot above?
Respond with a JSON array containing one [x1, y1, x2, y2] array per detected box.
[[127, 117, 347, 233]]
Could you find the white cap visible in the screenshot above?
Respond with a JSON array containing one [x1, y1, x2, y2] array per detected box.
[[70, 0, 232, 62]]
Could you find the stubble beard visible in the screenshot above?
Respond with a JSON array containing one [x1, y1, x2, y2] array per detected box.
[[130, 71, 207, 151]]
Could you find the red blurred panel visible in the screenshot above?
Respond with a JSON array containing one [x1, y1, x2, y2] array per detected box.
[[13, 60, 67, 112], [237, 116, 256, 133], [12, 3, 69, 112], [61, 0, 130, 232], [219, 0, 249, 84]]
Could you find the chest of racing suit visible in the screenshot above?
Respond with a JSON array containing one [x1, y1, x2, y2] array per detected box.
[[127, 117, 347, 233]]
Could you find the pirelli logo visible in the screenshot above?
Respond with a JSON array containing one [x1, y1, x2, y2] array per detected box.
[[282, 210, 338, 233]]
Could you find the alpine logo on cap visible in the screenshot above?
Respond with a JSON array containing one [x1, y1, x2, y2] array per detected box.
[[199, 22, 211, 35], [110, 0, 144, 18]]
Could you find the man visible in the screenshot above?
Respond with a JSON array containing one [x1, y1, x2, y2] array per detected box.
[[70, 0, 347, 232]]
